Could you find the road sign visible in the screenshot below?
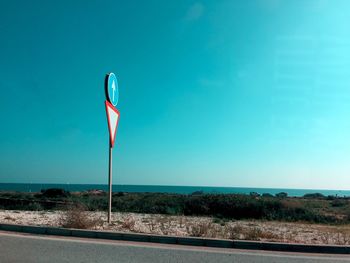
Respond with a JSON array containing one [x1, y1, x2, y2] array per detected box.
[[105, 73, 119, 107], [104, 72, 120, 225], [105, 100, 120, 147]]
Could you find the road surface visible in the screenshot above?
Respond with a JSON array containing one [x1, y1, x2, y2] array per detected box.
[[0, 231, 349, 263]]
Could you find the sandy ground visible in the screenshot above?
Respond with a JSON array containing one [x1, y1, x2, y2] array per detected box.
[[1, 210, 350, 245]]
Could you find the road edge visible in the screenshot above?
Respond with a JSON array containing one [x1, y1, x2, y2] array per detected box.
[[0, 223, 349, 254]]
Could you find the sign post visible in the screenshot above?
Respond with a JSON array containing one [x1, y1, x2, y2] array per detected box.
[[105, 73, 120, 224], [108, 144, 112, 224]]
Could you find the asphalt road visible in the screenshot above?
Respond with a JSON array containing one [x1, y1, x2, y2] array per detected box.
[[0, 231, 349, 263]]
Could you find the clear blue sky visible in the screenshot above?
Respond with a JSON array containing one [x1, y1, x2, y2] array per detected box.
[[1, 0, 350, 190]]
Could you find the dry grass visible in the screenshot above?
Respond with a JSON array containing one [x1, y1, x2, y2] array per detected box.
[[147, 218, 157, 232], [225, 224, 279, 241], [243, 228, 279, 241], [59, 204, 103, 229], [335, 231, 350, 245], [206, 224, 223, 238], [318, 227, 350, 245], [121, 216, 136, 231], [179, 216, 185, 228], [187, 222, 212, 237], [244, 227, 263, 241], [3, 209, 350, 246], [226, 224, 243, 240], [320, 231, 332, 244], [4, 215, 16, 221]]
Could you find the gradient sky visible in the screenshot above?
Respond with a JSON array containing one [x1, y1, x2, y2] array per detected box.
[[1, 0, 350, 189]]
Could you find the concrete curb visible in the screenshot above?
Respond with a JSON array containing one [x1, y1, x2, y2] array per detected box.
[[0, 223, 349, 254]]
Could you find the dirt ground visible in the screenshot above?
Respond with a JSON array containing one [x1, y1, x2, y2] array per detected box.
[[1, 210, 350, 245]]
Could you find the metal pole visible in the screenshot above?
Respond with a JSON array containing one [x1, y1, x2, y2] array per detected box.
[[108, 145, 112, 224]]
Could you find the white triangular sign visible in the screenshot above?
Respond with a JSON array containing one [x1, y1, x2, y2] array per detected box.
[[105, 101, 120, 147]]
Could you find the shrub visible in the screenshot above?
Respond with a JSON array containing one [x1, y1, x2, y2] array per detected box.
[[250, 192, 260, 197], [60, 203, 102, 229], [331, 199, 348, 207], [212, 217, 221, 224], [0, 190, 345, 224], [262, 193, 274, 198], [112, 193, 185, 215], [191, 191, 204, 195], [275, 192, 288, 198], [27, 202, 43, 211], [41, 188, 70, 198], [303, 193, 325, 199]]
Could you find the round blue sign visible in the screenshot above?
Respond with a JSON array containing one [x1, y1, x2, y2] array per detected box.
[[105, 73, 119, 106]]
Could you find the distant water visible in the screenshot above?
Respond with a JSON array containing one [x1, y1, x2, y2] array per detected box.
[[0, 183, 349, 197]]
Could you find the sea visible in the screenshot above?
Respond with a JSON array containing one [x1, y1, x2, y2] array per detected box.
[[0, 183, 349, 197]]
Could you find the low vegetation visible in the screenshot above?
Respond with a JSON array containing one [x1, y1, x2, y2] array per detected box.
[[1, 189, 350, 224], [59, 203, 103, 229]]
